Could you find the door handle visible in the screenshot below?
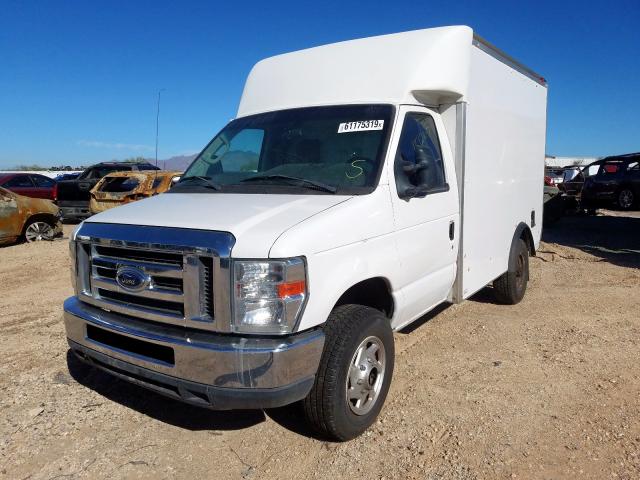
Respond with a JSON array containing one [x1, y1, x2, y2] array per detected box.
[[449, 221, 455, 241]]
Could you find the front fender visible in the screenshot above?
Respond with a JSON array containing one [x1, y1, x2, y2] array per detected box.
[[295, 236, 402, 332]]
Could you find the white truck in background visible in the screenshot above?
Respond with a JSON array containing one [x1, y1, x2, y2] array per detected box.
[[64, 26, 547, 440]]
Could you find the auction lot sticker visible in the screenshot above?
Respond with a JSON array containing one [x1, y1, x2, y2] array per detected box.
[[337, 120, 384, 133]]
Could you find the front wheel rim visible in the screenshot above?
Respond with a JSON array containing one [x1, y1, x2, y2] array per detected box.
[[346, 336, 386, 416], [619, 190, 634, 208], [25, 222, 53, 242]]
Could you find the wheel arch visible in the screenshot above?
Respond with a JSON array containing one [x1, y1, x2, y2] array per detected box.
[[333, 277, 395, 319], [616, 183, 636, 196], [513, 222, 535, 257], [21, 213, 59, 236]]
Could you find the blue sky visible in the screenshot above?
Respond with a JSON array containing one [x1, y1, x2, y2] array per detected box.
[[0, 0, 638, 168]]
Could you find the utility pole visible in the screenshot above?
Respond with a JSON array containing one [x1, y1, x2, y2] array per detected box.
[[155, 89, 166, 169]]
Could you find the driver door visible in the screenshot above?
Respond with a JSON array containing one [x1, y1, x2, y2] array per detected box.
[[389, 106, 459, 326]]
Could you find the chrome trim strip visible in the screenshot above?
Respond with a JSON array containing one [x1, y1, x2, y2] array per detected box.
[[214, 257, 232, 331], [76, 222, 235, 256], [64, 296, 324, 389], [472, 34, 547, 87], [450, 101, 467, 304], [69, 239, 77, 292], [76, 241, 91, 296], [92, 255, 183, 278], [80, 293, 183, 323], [92, 277, 184, 302], [183, 254, 203, 322]]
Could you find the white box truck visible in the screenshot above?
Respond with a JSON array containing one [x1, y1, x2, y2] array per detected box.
[[64, 26, 547, 440]]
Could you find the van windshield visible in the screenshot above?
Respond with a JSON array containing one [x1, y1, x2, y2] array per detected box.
[[176, 105, 395, 195]]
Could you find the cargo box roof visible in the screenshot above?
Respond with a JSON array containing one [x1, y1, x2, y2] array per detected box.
[[237, 26, 545, 117]]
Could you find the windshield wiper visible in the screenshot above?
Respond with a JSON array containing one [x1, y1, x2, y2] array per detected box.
[[175, 176, 221, 190], [240, 174, 337, 193]]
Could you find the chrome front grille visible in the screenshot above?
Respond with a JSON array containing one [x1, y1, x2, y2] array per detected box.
[[73, 223, 235, 333], [90, 245, 188, 320]]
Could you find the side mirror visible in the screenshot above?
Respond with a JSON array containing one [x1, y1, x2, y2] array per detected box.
[[402, 160, 428, 174], [399, 183, 450, 200], [399, 184, 430, 199]]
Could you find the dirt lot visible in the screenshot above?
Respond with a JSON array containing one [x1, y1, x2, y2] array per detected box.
[[1, 211, 639, 480]]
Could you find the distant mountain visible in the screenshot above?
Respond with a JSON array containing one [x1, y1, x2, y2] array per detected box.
[[134, 154, 197, 171], [2, 154, 199, 172], [148, 151, 262, 172], [160, 154, 197, 171]]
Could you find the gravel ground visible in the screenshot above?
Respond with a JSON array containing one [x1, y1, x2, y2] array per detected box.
[[1, 211, 639, 479]]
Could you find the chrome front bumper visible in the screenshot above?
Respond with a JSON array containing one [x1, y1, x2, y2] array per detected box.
[[64, 297, 325, 409]]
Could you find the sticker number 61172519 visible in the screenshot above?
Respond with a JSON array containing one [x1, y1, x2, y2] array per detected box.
[[337, 120, 384, 133]]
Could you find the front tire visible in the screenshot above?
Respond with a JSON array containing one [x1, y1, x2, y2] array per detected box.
[[23, 219, 56, 242], [493, 238, 529, 304], [303, 304, 394, 441]]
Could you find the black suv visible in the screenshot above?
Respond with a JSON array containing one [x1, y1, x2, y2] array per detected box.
[[581, 153, 640, 211], [57, 161, 159, 219]]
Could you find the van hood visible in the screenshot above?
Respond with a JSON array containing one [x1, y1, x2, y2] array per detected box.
[[85, 193, 352, 257]]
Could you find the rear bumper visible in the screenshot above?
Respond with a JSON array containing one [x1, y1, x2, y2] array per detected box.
[[63, 297, 325, 409], [89, 198, 121, 214], [59, 201, 91, 218]]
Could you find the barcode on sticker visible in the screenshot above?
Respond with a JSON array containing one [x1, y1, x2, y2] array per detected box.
[[337, 120, 384, 133]]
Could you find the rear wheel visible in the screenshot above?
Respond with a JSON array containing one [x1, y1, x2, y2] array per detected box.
[[617, 188, 635, 210], [303, 304, 394, 441], [493, 238, 529, 304], [23, 219, 55, 242]]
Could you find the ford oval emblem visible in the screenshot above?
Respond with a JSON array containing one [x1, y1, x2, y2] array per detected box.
[[115, 266, 149, 292]]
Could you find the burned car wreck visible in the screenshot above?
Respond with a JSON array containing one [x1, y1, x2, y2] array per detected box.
[[89, 170, 181, 214]]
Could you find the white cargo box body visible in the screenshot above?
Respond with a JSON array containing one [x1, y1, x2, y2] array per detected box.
[[238, 25, 547, 302], [450, 39, 547, 299]]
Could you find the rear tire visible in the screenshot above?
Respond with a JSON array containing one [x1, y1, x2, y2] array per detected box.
[[617, 188, 635, 210], [493, 238, 529, 305], [303, 304, 394, 441]]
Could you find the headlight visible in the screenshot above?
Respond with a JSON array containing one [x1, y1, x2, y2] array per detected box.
[[233, 258, 307, 334]]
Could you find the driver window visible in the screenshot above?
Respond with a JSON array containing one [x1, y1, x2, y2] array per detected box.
[[394, 113, 446, 198]]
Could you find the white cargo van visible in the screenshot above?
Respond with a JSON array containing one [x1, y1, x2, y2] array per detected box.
[[64, 26, 547, 440]]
